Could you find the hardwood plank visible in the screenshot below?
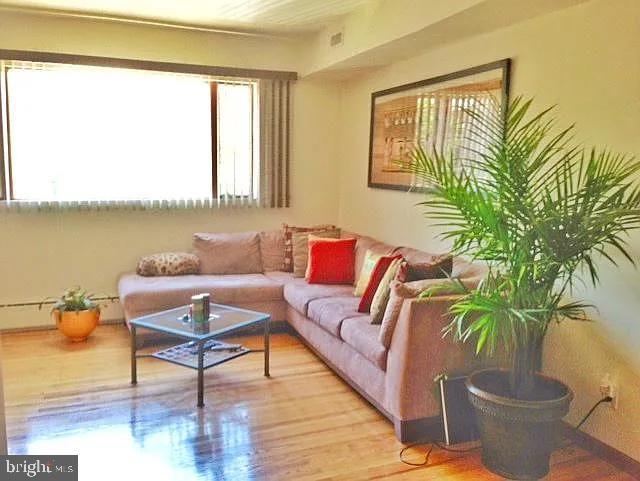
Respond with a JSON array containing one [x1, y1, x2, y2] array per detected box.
[[0, 325, 634, 480]]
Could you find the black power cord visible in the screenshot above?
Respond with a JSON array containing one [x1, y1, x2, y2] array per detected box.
[[575, 396, 613, 431], [400, 441, 480, 466], [399, 395, 613, 467], [557, 395, 614, 449]]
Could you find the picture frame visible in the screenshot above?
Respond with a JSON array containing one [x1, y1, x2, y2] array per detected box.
[[367, 58, 511, 191]]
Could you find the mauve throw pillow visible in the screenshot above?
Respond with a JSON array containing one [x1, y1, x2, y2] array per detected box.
[[193, 231, 263, 274], [306, 237, 357, 284], [404, 254, 453, 281], [291, 229, 340, 277], [282, 223, 336, 272]]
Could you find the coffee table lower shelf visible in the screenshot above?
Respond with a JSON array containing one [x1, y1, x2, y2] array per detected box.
[[151, 341, 251, 370]]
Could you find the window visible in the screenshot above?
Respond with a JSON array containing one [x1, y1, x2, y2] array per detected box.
[[0, 62, 258, 203]]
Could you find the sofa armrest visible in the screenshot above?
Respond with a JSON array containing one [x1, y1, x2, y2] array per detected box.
[[384, 295, 480, 421]]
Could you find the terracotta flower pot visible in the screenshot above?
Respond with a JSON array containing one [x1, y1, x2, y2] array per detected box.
[[466, 369, 573, 480], [53, 308, 100, 342]]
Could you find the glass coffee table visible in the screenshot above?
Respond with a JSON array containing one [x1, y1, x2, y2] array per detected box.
[[129, 303, 270, 407]]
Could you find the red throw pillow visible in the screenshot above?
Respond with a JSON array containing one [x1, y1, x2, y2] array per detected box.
[[306, 237, 357, 284], [358, 254, 403, 313]]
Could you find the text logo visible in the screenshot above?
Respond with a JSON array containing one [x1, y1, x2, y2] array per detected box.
[[0, 456, 77, 480]]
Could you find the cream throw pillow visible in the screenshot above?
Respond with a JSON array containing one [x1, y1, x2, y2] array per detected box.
[[354, 250, 383, 296], [291, 229, 340, 277], [370, 258, 403, 324]]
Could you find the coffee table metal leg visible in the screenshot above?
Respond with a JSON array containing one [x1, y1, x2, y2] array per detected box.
[[264, 317, 270, 378], [197, 341, 204, 408], [131, 326, 137, 385]]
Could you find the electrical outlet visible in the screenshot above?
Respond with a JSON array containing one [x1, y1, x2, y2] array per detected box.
[[599, 373, 618, 409], [329, 31, 343, 47]]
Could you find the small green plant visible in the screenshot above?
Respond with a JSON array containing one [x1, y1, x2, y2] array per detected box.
[[42, 287, 100, 313]]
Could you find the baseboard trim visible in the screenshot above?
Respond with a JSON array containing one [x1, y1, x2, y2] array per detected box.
[[562, 421, 640, 478], [3, 318, 292, 336], [1, 317, 124, 334]]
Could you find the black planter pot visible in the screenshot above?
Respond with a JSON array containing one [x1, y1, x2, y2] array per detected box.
[[466, 369, 573, 480]]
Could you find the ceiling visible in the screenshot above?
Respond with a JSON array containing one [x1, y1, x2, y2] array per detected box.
[[0, 0, 370, 36]]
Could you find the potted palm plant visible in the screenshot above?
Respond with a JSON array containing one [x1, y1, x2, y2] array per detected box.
[[46, 287, 101, 342], [403, 97, 640, 479]]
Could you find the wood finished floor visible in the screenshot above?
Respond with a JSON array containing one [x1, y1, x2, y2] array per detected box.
[[1, 325, 633, 481]]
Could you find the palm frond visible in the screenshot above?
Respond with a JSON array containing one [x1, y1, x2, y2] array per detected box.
[[399, 95, 640, 397]]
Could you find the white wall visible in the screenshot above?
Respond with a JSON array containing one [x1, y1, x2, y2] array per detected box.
[[335, 0, 640, 461], [0, 11, 301, 70], [0, 12, 342, 328]]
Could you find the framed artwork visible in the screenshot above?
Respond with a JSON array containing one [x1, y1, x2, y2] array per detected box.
[[368, 59, 511, 191]]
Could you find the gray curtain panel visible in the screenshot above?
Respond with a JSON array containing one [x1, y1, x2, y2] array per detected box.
[[259, 79, 291, 208]]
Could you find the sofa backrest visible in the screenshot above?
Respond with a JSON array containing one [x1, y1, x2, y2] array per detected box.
[[342, 231, 487, 281], [451, 258, 488, 279], [202, 227, 486, 280], [341, 230, 396, 277], [393, 246, 487, 279], [259, 229, 285, 272], [193, 231, 263, 274]]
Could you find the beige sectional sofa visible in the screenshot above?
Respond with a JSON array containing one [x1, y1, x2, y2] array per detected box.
[[118, 229, 486, 442]]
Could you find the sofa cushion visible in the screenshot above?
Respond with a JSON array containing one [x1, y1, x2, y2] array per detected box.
[[379, 280, 418, 348], [282, 223, 336, 272], [291, 229, 340, 277], [306, 236, 357, 284], [393, 247, 451, 268], [394, 249, 487, 279], [340, 317, 388, 371], [287, 306, 386, 407], [370, 257, 403, 324], [136, 252, 200, 277], [452, 258, 488, 278], [354, 249, 384, 296], [358, 254, 403, 313], [263, 270, 296, 285], [259, 230, 285, 272], [119, 273, 283, 316], [353, 235, 396, 280], [307, 296, 365, 337], [193, 232, 263, 274], [403, 255, 453, 281], [283, 280, 354, 316]]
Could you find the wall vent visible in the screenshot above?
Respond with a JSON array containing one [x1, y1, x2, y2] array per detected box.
[[330, 31, 343, 47]]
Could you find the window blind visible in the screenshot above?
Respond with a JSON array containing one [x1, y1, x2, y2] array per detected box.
[[0, 60, 293, 212]]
